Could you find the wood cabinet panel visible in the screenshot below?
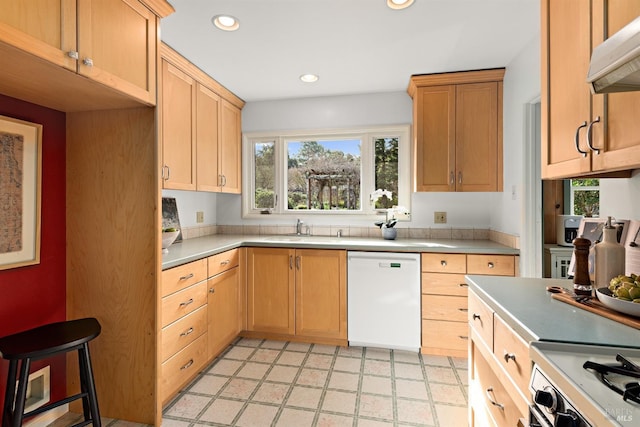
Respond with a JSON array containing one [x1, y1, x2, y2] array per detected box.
[[493, 314, 531, 397], [246, 247, 295, 335], [161, 305, 207, 362], [421, 272, 468, 296], [196, 84, 221, 191], [295, 249, 347, 340], [468, 291, 494, 349], [421, 295, 467, 322], [161, 59, 197, 190], [208, 248, 239, 276], [455, 82, 499, 191], [467, 254, 515, 276], [422, 253, 466, 273], [161, 258, 207, 297], [422, 319, 469, 354], [161, 281, 207, 328], [160, 334, 207, 404], [220, 99, 242, 193], [208, 267, 241, 358]]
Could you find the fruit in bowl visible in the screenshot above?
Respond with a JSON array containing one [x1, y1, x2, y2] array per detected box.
[[162, 228, 180, 252], [595, 274, 640, 317]]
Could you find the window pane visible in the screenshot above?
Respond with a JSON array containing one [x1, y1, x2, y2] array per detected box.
[[287, 139, 361, 210], [374, 137, 399, 209], [571, 178, 599, 217], [254, 142, 275, 209]]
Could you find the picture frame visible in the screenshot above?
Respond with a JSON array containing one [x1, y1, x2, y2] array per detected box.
[[0, 115, 43, 270]]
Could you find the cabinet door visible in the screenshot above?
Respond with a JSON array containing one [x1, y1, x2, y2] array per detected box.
[[246, 248, 295, 335], [77, 0, 156, 104], [161, 60, 197, 190], [295, 249, 347, 340], [414, 85, 456, 191], [220, 99, 242, 194], [0, 0, 77, 70], [196, 84, 222, 192], [541, 0, 593, 178], [208, 267, 240, 358], [590, 2, 640, 172], [456, 82, 499, 191]]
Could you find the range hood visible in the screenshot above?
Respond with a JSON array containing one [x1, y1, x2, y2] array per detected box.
[[587, 15, 640, 94]]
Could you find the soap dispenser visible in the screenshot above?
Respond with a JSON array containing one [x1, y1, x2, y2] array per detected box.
[[593, 216, 626, 289]]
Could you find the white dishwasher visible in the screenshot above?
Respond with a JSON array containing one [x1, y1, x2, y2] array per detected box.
[[347, 251, 421, 352]]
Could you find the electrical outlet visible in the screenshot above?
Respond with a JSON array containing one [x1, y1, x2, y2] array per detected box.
[[196, 211, 204, 223], [434, 211, 447, 224]]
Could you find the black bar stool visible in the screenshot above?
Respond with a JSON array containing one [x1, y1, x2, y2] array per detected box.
[[0, 318, 101, 427]]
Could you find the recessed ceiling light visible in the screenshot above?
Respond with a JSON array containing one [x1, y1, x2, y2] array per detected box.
[[387, 0, 414, 10], [300, 74, 319, 83], [212, 14, 239, 31]]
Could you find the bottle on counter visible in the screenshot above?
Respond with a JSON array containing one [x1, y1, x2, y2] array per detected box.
[[593, 216, 626, 289], [573, 236, 593, 296]]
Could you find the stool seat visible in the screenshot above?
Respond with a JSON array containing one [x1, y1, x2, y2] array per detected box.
[[0, 318, 102, 427], [0, 318, 100, 360]]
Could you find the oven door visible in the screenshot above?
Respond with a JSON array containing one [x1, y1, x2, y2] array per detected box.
[[527, 405, 552, 427]]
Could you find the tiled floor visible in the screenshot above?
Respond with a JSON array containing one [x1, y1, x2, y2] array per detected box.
[[163, 338, 468, 427], [47, 338, 468, 427]]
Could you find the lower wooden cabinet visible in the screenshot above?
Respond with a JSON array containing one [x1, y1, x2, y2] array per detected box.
[[160, 334, 208, 404], [468, 289, 530, 427], [208, 266, 241, 358], [246, 247, 347, 344], [421, 253, 516, 357]]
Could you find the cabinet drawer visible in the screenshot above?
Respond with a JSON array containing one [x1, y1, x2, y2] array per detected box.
[[494, 314, 531, 397], [161, 281, 207, 327], [422, 272, 468, 296], [422, 319, 469, 352], [471, 343, 522, 427], [422, 295, 468, 322], [208, 249, 239, 277], [161, 305, 208, 362], [469, 290, 494, 349], [161, 334, 208, 403], [162, 259, 207, 297], [422, 253, 466, 273], [467, 254, 515, 276]]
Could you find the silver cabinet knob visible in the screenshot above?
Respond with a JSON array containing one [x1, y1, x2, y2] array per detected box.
[[68, 51, 79, 59], [83, 58, 94, 67]]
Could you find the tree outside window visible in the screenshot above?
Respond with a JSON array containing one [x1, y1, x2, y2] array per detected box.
[[571, 178, 599, 217]]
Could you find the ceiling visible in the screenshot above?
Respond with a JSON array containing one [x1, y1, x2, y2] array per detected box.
[[161, 0, 540, 103]]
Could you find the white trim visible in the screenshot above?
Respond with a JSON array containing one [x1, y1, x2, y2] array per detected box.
[[521, 98, 542, 278], [242, 124, 411, 220]]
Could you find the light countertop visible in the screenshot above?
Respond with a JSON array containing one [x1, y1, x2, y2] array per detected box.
[[466, 275, 640, 349], [162, 234, 519, 270]]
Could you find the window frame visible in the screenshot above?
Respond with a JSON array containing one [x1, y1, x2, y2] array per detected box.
[[242, 124, 411, 220], [568, 178, 600, 217]]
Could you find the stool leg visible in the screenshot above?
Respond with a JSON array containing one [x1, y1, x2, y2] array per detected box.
[[2, 360, 18, 427], [12, 358, 30, 427], [79, 344, 101, 427], [77, 348, 91, 422]]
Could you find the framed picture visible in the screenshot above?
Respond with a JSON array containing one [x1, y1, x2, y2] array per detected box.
[[0, 115, 43, 270]]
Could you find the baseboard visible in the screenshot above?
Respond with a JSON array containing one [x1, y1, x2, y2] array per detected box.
[[24, 404, 68, 427]]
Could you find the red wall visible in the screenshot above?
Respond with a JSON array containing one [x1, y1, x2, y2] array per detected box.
[[0, 94, 66, 417]]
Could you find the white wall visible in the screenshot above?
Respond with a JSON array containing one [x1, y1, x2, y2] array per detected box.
[[599, 172, 640, 220], [162, 189, 218, 228], [490, 34, 541, 236]]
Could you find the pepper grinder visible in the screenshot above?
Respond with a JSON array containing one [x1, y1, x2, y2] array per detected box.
[[573, 236, 593, 296]]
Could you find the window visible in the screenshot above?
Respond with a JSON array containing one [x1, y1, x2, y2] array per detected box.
[[243, 125, 410, 218], [569, 178, 599, 217]]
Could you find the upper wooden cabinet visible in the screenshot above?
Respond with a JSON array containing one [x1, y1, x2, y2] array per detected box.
[[0, 0, 165, 107], [159, 43, 245, 193], [408, 69, 504, 192], [541, 0, 640, 179]]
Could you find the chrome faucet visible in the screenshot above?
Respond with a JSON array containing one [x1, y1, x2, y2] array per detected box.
[[296, 219, 304, 235]]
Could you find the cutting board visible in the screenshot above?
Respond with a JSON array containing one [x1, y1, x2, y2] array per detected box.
[[551, 292, 640, 330]]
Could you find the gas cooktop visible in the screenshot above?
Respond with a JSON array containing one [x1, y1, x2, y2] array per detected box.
[[530, 342, 640, 427]]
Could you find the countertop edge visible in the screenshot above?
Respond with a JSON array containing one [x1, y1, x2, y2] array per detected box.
[[162, 235, 519, 270]]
